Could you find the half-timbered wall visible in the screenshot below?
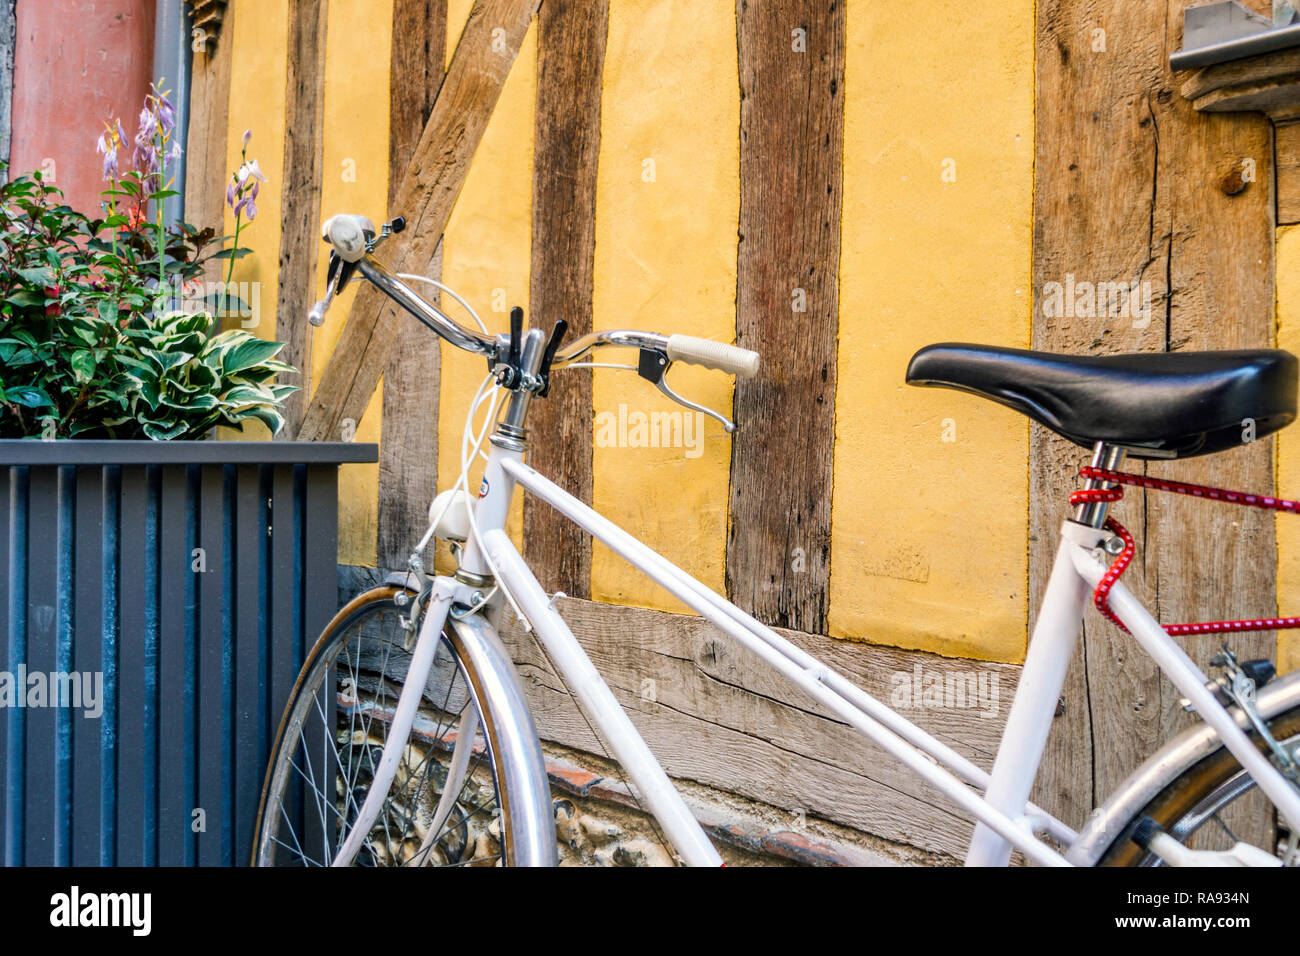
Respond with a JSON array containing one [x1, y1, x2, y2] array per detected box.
[[180, 0, 1300, 860]]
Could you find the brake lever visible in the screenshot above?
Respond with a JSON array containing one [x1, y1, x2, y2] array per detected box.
[[537, 319, 568, 397], [636, 348, 737, 433], [308, 253, 343, 327]]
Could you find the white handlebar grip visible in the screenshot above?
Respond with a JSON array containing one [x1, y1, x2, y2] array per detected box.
[[665, 334, 760, 379], [322, 213, 372, 262]]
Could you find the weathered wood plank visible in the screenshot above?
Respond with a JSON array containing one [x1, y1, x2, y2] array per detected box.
[[379, 0, 447, 569], [522, 0, 609, 597], [298, 0, 542, 443], [1278, 122, 1300, 225], [1031, 0, 1276, 834], [183, 0, 234, 289], [728, 0, 844, 634], [1179, 44, 1300, 121], [275, 0, 329, 439], [496, 595, 1019, 862]]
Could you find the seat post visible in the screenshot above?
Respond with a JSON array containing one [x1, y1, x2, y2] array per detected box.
[[1072, 441, 1127, 529]]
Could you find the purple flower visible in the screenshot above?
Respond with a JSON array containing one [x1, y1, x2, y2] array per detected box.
[[227, 153, 269, 223], [96, 119, 123, 181], [242, 129, 252, 150], [156, 95, 176, 136], [135, 107, 156, 148], [131, 84, 180, 178]]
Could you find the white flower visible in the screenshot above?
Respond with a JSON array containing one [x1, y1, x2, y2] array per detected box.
[[236, 158, 268, 185]]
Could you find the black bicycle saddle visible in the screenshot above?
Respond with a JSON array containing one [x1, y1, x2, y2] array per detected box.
[[905, 343, 1298, 459]]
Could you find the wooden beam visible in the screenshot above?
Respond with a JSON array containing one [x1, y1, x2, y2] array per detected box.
[[275, 0, 329, 438], [378, 0, 447, 569], [298, 0, 542, 443], [1278, 121, 1300, 226], [1178, 45, 1300, 122], [728, 0, 845, 634], [1031, 0, 1276, 840], [496, 595, 1019, 861], [522, 0, 610, 597], [183, 0, 234, 288]]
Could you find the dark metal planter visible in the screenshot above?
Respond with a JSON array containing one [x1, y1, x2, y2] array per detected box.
[[0, 439, 378, 866]]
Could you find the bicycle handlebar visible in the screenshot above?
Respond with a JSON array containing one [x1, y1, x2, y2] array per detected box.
[[311, 213, 762, 421], [354, 254, 496, 357], [665, 334, 760, 379]]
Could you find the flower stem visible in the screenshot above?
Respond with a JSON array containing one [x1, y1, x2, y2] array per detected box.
[[157, 142, 166, 293], [225, 214, 242, 290]]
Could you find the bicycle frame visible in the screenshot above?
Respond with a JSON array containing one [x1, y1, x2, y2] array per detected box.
[[480, 438, 1300, 866], [333, 422, 1300, 867]]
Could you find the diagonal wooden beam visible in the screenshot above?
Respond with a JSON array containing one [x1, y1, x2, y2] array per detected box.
[[297, 0, 542, 443]]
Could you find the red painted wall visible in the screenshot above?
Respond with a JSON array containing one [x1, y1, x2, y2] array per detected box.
[[9, 0, 156, 215]]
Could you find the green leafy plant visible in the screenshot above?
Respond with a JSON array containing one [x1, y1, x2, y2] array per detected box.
[[0, 85, 295, 440]]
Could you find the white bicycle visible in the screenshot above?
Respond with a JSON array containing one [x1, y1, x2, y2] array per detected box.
[[253, 213, 1300, 867]]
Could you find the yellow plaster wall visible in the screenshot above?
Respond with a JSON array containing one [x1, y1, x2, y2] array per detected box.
[[589, 0, 739, 612], [829, 2, 1035, 663]]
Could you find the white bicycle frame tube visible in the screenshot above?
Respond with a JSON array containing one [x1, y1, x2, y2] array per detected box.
[[483, 529, 724, 866], [1070, 544, 1300, 833], [498, 453, 1300, 867], [965, 522, 1097, 865], [500, 456, 1072, 866]]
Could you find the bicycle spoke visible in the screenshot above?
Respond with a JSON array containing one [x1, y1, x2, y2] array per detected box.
[[268, 832, 325, 868], [292, 707, 334, 862], [305, 691, 368, 837], [285, 753, 340, 826], [276, 798, 310, 864]]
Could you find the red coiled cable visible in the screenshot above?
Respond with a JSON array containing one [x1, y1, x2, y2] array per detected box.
[[1069, 466, 1300, 636]]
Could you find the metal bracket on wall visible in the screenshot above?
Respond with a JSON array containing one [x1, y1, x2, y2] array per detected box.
[[1172, 1, 1300, 71]]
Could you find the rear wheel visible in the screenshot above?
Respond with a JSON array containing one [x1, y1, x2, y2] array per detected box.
[[253, 585, 556, 866], [1100, 704, 1300, 866]]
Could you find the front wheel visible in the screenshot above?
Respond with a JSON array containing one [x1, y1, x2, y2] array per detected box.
[[1099, 703, 1300, 866], [252, 585, 557, 866]]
